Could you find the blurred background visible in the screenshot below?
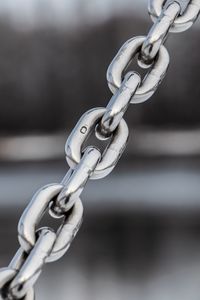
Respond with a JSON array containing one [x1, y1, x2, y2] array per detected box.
[[0, 0, 200, 299]]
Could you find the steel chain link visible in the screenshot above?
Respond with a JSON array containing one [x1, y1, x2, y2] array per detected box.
[[0, 0, 199, 299]]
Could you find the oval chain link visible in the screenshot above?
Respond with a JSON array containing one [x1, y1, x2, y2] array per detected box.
[[149, 0, 200, 33], [107, 36, 170, 103], [0, 0, 199, 299], [138, 1, 181, 66], [98, 72, 141, 138], [65, 107, 129, 180], [18, 184, 83, 261], [0, 268, 34, 300]]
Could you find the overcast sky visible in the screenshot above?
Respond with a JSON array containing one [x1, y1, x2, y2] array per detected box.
[[0, 0, 147, 28]]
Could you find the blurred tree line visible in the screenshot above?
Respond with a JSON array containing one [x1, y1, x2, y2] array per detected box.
[[0, 15, 199, 134]]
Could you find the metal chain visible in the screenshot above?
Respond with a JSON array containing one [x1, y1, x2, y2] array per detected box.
[[0, 0, 200, 299]]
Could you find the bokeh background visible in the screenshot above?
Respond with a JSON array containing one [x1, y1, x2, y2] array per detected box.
[[0, 1, 200, 299]]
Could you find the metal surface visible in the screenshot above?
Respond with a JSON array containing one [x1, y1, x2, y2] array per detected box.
[[107, 36, 170, 103], [0, 182, 83, 298], [18, 183, 83, 262], [65, 107, 129, 179], [52, 147, 100, 215], [0, 268, 34, 300], [46, 199, 83, 262], [9, 228, 56, 299], [139, 2, 180, 66], [0, 0, 199, 299], [149, 0, 200, 32], [18, 184, 62, 252], [164, 0, 191, 14], [98, 72, 141, 138]]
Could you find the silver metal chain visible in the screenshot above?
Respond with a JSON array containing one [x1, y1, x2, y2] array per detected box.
[[0, 0, 200, 299]]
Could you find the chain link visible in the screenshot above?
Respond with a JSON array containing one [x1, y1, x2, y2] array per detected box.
[[107, 36, 170, 103], [97, 72, 141, 138], [0, 268, 34, 300], [0, 0, 199, 299], [149, 0, 200, 32], [138, 1, 181, 66]]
